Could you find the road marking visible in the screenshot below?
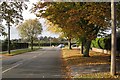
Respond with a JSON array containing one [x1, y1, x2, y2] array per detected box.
[[2, 63, 22, 73], [2, 51, 47, 74], [33, 56, 37, 58], [0, 67, 2, 70]]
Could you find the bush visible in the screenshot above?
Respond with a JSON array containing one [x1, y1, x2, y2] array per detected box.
[[92, 38, 106, 49], [91, 37, 120, 51]]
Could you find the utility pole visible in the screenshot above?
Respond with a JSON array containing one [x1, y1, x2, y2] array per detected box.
[[111, 0, 116, 76]]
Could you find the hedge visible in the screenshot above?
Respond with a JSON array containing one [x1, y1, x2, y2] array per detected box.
[[91, 37, 120, 51], [1, 43, 29, 51]]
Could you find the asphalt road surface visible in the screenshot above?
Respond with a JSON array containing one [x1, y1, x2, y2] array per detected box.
[[2, 47, 63, 79]]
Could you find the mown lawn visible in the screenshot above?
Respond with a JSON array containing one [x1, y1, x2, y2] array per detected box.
[[62, 49, 120, 79]]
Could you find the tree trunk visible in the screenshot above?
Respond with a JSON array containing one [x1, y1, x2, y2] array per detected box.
[[83, 40, 91, 57], [31, 37, 33, 50], [8, 25, 10, 54], [68, 39, 72, 49], [38, 40, 40, 48], [81, 41, 84, 54]]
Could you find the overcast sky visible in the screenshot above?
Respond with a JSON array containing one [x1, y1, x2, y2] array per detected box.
[[0, 0, 59, 40]]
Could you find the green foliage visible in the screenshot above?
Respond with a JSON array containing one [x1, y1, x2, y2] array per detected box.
[[0, 2, 28, 54], [17, 19, 42, 50], [0, 2, 27, 25], [92, 38, 106, 49], [92, 38, 104, 49], [2, 38, 11, 51], [91, 37, 112, 50], [17, 19, 42, 40], [0, 24, 7, 36]]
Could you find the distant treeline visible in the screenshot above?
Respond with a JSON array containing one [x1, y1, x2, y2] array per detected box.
[[1, 40, 75, 51], [33, 42, 75, 46]]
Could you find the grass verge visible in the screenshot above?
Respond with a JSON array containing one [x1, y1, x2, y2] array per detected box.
[[1, 48, 41, 56], [62, 49, 120, 79]]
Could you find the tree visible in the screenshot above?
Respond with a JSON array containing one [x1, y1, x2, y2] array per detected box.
[[51, 20, 74, 49], [17, 19, 42, 50], [45, 19, 62, 35], [32, 2, 120, 57], [0, 24, 7, 36], [0, 2, 27, 54], [32, 2, 84, 49], [63, 2, 111, 56], [45, 19, 73, 49]]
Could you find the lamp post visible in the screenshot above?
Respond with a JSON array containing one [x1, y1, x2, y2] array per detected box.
[[111, 0, 116, 76]]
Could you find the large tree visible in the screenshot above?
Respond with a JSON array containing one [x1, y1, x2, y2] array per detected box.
[[0, 2, 27, 54], [32, 2, 112, 56], [17, 19, 42, 50]]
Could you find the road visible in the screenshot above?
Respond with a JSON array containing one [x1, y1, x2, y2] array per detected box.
[[2, 47, 63, 79]]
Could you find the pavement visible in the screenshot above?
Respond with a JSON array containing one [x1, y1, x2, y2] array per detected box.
[[1, 47, 63, 79]]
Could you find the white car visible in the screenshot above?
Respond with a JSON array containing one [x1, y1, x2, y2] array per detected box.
[[72, 44, 78, 47], [57, 44, 65, 48]]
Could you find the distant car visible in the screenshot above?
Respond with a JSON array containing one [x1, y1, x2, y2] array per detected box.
[[72, 44, 78, 47], [57, 44, 65, 48]]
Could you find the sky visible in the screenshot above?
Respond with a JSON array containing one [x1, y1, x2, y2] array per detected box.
[[0, 0, 59, 40]]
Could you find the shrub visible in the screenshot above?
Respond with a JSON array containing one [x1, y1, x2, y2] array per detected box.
[[92, 38, 105, 49], [92, 37, 120, 51]]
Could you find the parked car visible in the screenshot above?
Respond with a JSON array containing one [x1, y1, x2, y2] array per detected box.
[[72, 44, 78, 47], [57, 44, 65, 48]]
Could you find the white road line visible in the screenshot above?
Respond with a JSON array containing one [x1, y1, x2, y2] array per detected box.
[[2, 63, 22, 74], [33, 56, 37, 58], [0, 67, 2, 69], [2, 51, 47, 74]]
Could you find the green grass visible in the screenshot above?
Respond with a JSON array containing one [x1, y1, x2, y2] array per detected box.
[[1, 47, 41, 56]]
